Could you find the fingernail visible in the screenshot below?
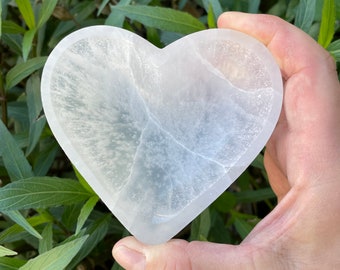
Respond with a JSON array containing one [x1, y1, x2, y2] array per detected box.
[[113, 245, 146, 270]]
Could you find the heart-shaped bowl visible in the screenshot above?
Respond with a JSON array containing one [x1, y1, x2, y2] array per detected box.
[[41, 26, 283, 244]]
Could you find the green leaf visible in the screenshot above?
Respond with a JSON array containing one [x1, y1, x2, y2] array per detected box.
[[66, 215, 110, 270], [251, 153, 265, 171], [48, 2, 97, 48], [97, 0, 110, 16], [146, 27, 163, 47], [26, 75, 46, 155], [1, 34, 22, 56], [212, 191, 236, 213], [207, 4, 216, 29], [267, 0, 287, 17], [327, 39, 340, 62], [234, 218, 253, 239], [235, 188, 275, 204], [112, 261, 125, 270], [38, 223, 53, 254], [0, 120, 34, 181], [22, 28, 36, 62], [190, 208, 210, 241], [202, 0, 222, 24], [0, 212, 53, 244], [0, 246, 17, 257], [2, 210, 42, 239], [318, 0, 336, 48], [111, 5, 206, 34], [336, 0, 340, 20], [15, 0, 35, 29], [73, 166, 96, 195], [294, 0, 316, 33], [20, 235, 88, 270], [6, 102, 29, 131], [106, 0, 132, 28], [0, 177, 92, 211], [32, 140, 59, 176], [37, 0, 58, 29], [1, 20, 26, 34], [75, 196, 99, 235], [248, 0, 260, 13], [0, 257, 26, 270], [5, 57, 47, 90]]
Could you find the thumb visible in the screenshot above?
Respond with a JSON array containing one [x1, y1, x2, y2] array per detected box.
[[112, 236, 268, 269]]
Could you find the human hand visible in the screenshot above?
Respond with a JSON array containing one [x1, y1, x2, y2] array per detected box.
[[112, 12, 340, 269]]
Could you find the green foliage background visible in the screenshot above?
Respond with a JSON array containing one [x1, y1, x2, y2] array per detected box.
[[0, 0, 339, 269]]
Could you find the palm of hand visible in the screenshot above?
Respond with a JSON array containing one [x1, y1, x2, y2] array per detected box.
[[112, 12, 340, 270]]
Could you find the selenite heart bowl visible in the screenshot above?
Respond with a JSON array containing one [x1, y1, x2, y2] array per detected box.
[[41, 26, 283, 244]]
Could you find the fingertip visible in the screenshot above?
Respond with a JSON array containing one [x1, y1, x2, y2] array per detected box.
[[112, 237, 146, 270], [217, 11, 244, 28]]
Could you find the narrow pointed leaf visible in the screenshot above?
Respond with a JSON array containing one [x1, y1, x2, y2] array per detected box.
[[26, 75, 46, 155], [327, 39, 340, 62], [0, 246, 17, 257], [22, 28, 36, 62], [0, 213, 53, 244], [15, 0, 35, 29], [0, 120, 33, 181], [0, 177, 92, 211], [318, 0, 336, 48], [66, 216, 110, 269], [5, 57, 47, 90], [73, 166, 96, 195], [37, 0, 58, 29], [111, 5, 205, 34], [295, 0, 316, 33], [234, 218, 253, 239], [38, 223, 53, 254], [0, 257, 26, 269], [2, 210, 42, 239], [75, 196, 99, 235], [20, 235, 88, 270], [1, 20, 26, 34]]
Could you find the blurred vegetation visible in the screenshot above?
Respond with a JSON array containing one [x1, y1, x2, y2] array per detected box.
[[0, 0, 339, 269]]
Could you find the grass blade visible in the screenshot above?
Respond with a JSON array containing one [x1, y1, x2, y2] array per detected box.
[[111, 5, 206, 34]]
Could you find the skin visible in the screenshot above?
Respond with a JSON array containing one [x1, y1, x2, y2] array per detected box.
[[112, 12, 340, 269]]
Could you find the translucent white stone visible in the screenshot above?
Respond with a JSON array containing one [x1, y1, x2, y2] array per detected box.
[[41, 26, 282, 244]]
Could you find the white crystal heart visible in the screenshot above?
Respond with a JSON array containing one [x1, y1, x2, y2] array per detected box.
[[41, 26, 282, 244]]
